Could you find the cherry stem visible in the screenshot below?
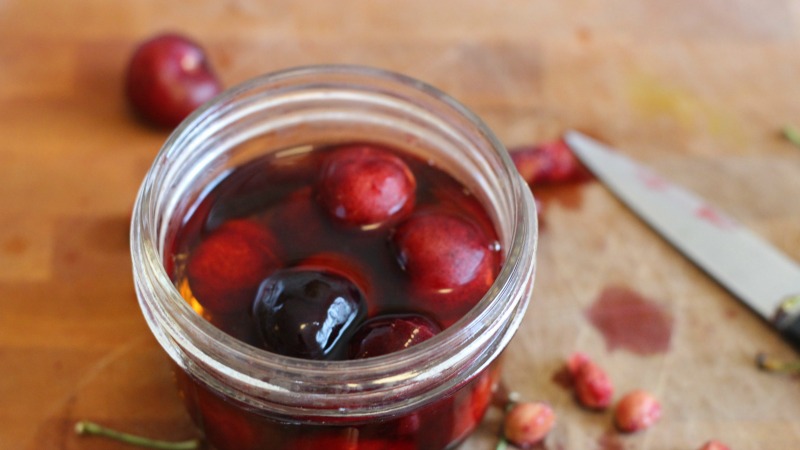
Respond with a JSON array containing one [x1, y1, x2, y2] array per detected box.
[[74, 421, 201, 450], [756, 353, 800, 374], [494, 392, 520, 450], [782, 125, 800, 149], [495, 436, 510, 450]]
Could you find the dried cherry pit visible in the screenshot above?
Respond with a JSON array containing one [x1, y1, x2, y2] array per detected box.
[[503, 402, 556, 448], [699, 440, 731, 450], [567, 352, 614, 410], [614, 389, 662, 433]]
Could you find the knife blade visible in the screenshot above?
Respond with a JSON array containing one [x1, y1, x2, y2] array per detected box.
[[563, 130, 800, 348]]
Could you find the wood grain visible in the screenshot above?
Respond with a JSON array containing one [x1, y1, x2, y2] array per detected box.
[[2, 1, 799, 449]]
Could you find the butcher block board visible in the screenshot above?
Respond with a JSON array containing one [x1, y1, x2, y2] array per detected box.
[[2, 1, 800, 449]]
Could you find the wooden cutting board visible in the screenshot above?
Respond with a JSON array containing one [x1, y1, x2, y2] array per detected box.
[[2, 1, 799, 449]]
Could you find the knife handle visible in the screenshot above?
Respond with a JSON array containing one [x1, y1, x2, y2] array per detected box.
[[776, 295, 800, 352], [780, 316, 800, 352]]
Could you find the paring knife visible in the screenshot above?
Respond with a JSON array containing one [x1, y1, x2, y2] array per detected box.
[[563, 130, 800, 348]]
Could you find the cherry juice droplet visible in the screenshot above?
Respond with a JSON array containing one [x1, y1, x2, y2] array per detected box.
[[585, 286, 674, 355]]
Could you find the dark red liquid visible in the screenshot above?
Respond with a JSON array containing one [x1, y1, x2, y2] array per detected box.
[[166, 142, 504, 450], [170, 143, 501, 343]]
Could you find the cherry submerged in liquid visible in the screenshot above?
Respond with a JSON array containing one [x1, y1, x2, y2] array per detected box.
[[170, 142, 501, 358], [167, 142, 504, 450]]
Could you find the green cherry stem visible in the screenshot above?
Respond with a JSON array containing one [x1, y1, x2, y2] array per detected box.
[[782, 125, 800, 149], [495, 436, 510, 450], [74, 421, 201, 450], [756, 353, 800, 374]]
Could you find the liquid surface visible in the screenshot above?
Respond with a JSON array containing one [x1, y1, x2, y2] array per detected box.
[[168, 142, 502, 357]]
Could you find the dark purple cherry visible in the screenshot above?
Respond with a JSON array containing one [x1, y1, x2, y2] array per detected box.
[[252, 268, 366, 360], [348, 314, 441, 359]]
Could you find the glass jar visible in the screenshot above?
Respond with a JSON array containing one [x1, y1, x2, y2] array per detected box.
[[131, 65, 538, 450]]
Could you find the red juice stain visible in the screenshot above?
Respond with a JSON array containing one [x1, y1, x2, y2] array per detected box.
[[585, 286, 674, 355], [550, 365, 574, 390]]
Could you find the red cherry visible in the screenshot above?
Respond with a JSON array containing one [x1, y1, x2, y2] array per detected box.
[[291, 434, 416, 450], [450, 368, 497, 443], [186, 219, 281, 314], [125, 33, 222, 128], [510, 139, 591, 187], [391, 210, 499, 325], [194, 385, 271, 450], [428, 182, 497, 240], [468, 369, 497, 423], [316, 144, 416, 228], [348, 314, 441, 359]]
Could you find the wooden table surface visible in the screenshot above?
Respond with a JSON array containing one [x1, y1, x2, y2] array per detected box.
[[2, 1, 800, 449]]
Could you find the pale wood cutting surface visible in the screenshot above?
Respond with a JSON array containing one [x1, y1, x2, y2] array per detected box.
[[2, 1, 800, 449]]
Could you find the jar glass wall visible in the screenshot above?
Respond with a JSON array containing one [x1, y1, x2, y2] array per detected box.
[[131, 65, 538, 450]]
